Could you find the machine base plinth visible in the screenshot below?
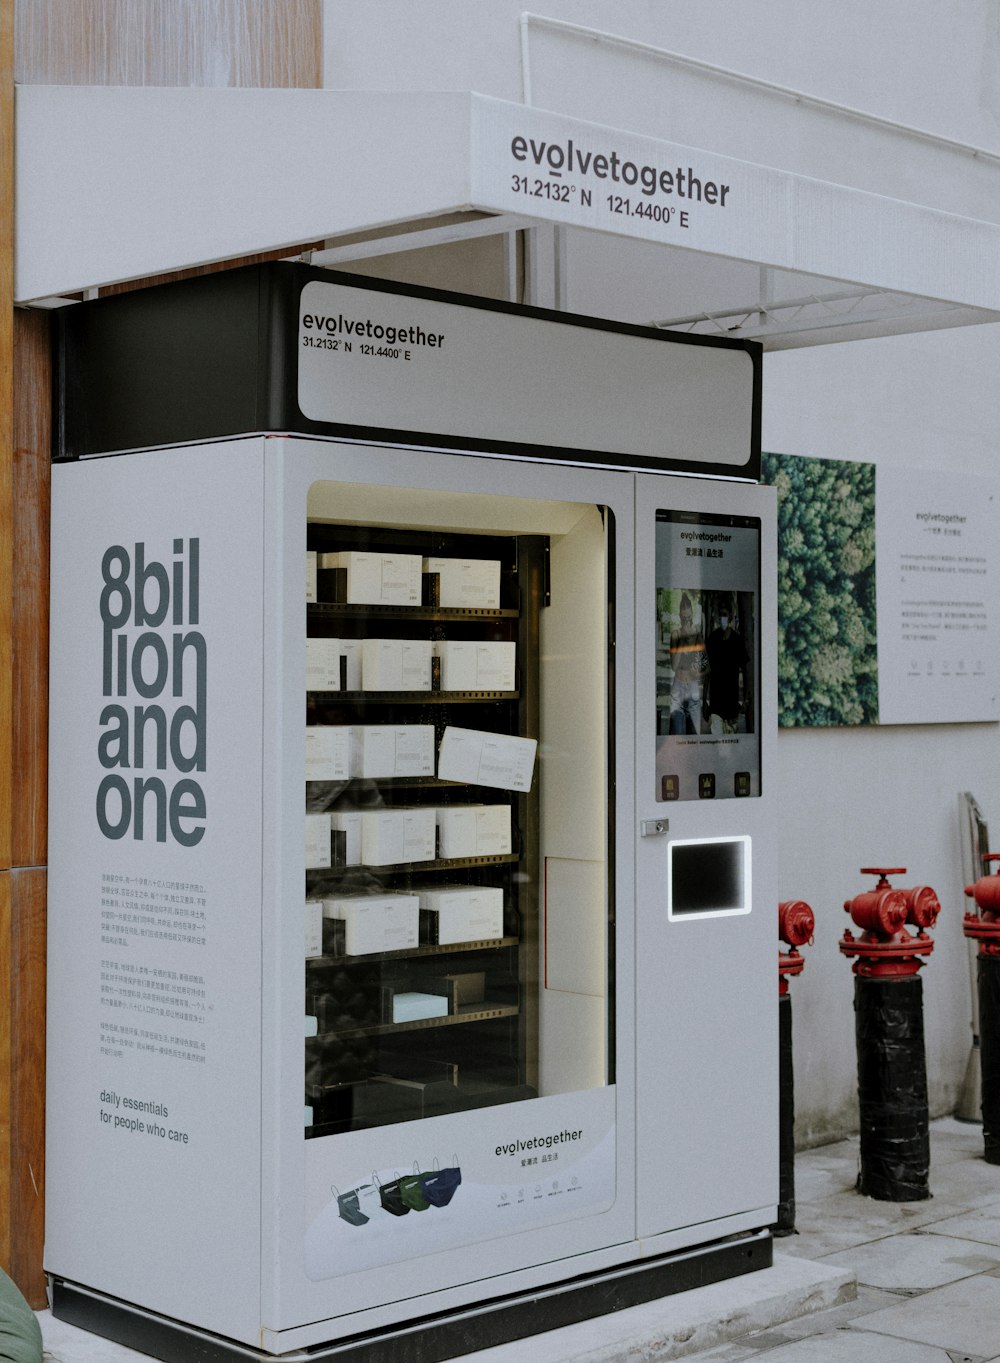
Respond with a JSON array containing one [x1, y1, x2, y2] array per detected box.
[[51, 1234, 773, 1363]]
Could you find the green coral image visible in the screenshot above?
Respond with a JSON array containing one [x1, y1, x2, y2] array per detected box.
[[760, 452, 878, 728]]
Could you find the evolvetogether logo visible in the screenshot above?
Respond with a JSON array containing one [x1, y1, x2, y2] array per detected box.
[[97, 539, 207, 846]]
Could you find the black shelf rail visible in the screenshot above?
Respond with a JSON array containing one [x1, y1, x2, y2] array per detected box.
[[309, 602, 518, 622], [307, 689, 519, 704], [306, 1001, 520, 1041], [306, 935, 518, 966], [306, 852, 520, 878]]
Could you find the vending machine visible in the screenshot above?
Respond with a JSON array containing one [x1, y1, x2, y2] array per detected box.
[[46, 265, 777, 1360]]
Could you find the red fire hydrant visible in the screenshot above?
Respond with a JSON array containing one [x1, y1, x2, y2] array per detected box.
[[963, 854, 1000, 955], [779, 899, 815, 996], [841, 867, 940, 1201], [775, 900, 815, 1235], [839, 867, 939, 976], [963, 854, 1000, 1162]]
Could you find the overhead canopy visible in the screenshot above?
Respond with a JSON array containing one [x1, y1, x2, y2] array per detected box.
[[15, 82, 1000, 347]]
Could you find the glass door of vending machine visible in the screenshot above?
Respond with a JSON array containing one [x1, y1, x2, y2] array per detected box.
[[632, 475, 779, 1246], [265, 438, 639, 1346]]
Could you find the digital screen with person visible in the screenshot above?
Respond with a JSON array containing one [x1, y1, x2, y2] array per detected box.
[[655, 511, 760, 800]]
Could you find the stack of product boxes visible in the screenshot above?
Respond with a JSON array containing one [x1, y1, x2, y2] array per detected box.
[[305, 548, 526, 1028]]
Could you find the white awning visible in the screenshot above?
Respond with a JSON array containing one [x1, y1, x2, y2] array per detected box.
[[15, 84, 1000, 347]]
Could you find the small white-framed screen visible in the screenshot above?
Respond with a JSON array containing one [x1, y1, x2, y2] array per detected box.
[[667, 835, 751, 920]]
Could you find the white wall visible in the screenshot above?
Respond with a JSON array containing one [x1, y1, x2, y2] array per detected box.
[[323, 1, 1000, 1142], [765, 327, 1000, 1140]]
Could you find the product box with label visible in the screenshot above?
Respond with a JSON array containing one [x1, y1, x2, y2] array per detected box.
[[423, 557, 501, 609], [382, 989, 450, 1024], [305, 813, 332, 869], [418, 885, 505, 945], [306, 639, 364, 692], [329, 810, 363, 866], [361, 639, 433, 692], [433, 641, 516, 692], [322, 893, 420, 956], [437, 726, 537, 792], [305, 726, 357, 782], [305, 900, 324, 959], [306, 638, 342, 692], [356, 725, 435, 778], [436, 804, 512, 859], [319, 551, 421, 606], [359, 806, 437, 866]]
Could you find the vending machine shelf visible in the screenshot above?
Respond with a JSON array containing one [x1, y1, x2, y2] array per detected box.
[[307, 689, 520, 704], [307, 1001, 520, 1041], [308, 602, 519, 622], [307, 936, 517, 964], [305, 852, 520, 879]]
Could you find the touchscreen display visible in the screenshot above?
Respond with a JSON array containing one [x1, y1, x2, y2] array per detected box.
[[654, 510, 761, 801]]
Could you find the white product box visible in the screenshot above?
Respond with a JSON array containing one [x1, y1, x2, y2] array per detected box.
[[390, 992, 449, 1023], [361, 639, 433, 692], [306, 637, 341, 691], [359, 807, 436, 866], [436, 805, 511, 859], [306, 551, 317, 603], [356, 725, 435, 778], [305, 726, 357, 781], [322, 893, 420, 956], [322, 551, 422, 606], [418, 885, 505, 944], [306, 639, 364, 691], [329, 810, 363, 866], [437, 726, 537, 792], [305, 900, 324, 958], [305, 813, 332, 869], [423, 557, 501, 609], [433, 641, 515, 691], [475, 642, 517, 691], [433, 640, 478, 691], [435, 806, 477, 860], [339, 639, 363, 691]]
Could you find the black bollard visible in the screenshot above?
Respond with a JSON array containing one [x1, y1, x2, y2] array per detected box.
[[840, 868, 939, 1202], [854, 975, 930, 1200], [775, 899, 814, 1234], [979, 954, 1000, 1165], [775, 991, 796, 1231], [962, 855, 1000, 1164]]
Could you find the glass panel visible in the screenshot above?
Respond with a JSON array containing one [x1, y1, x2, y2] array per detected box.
[[654, 509, 761, 801], [303, 479, 613, 1137]]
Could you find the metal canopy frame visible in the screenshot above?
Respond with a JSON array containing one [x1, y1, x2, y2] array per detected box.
[[14, 85, 1000, 348]]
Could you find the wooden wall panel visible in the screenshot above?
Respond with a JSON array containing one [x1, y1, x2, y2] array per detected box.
[[11, 311, 49, 870], [6, 869, 46, 1306], [0, 0, 13, 870], [15, 0, 323, 88], [0, 0, 15, 1286]]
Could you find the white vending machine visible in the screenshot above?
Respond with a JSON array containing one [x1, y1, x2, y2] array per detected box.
[[46, 266, 777, 1360]]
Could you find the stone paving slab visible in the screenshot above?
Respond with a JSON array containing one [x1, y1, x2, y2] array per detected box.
[[461, 1256, 855, 1363], [686, 1329, 967, 1363], [782, 1191, 975, 1259], [849, 1272, 1000, 1358], [821, 1230, 1000, 1292], [655, 1286, 908, 1362], [922, 1205, 1000, 1248]]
